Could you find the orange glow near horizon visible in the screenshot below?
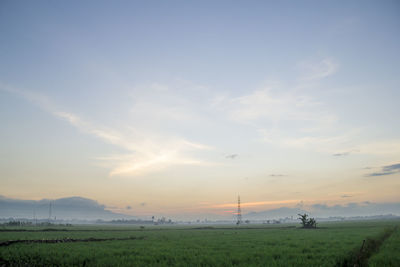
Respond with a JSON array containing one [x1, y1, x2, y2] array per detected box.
[[211, 199, 300, 209]]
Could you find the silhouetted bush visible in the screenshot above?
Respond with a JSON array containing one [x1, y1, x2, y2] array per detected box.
[[298, 213, 317, 228]]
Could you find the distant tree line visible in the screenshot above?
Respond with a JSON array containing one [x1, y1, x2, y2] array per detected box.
[[96, 217, 174, 225], [1, 221, 72, 227]]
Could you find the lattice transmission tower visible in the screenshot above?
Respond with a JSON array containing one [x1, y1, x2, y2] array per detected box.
[[236, 195, 242, 225]]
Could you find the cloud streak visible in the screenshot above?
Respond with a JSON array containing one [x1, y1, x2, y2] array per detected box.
[[332, 149, 359, 157], [1, 84, 212, 177], [365, 163, 400, 177], [64, 117, 212, 176], [333, 152, 350, 157], [383, 163, 400, 172], [299, 58, 338, 81], [210, 58, 350, 156], [218, 86, 332, 125], [341, 194, 353, 198]]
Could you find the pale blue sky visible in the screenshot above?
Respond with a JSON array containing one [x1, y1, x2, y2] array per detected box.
[[1, 1, 399, 218]]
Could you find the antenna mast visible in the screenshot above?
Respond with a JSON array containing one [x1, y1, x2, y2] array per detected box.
[[236, 195, 242, 225]]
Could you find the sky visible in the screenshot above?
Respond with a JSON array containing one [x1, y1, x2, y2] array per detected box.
[[1, 0, 399, 219]]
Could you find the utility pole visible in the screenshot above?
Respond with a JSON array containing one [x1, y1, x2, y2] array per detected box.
[[33, 209, 36, 226], [48, 202, 52, 223]]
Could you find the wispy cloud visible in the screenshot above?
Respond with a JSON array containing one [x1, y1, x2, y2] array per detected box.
[[281, 135, 349, 149], [298, 58, 338, 81], [217, 86, 332, 125], [341, 194, 353, 198], [259, 129, 356, 154], [226, 154, 238, 159], [333, 152, 350, 157], [54, 111, 132, 150], [365, 163, 400, 177], [367, 172, 395, 177], [210, 58, 348, 155], [1, 84, 213, 177], [71, 121, 212, 176], [332, 149, 359, 157], [383, 163, 400, 172]]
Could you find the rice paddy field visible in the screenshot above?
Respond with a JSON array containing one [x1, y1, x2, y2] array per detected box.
[[0, 220, 399, 266]]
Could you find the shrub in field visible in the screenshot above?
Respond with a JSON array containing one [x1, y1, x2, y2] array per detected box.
[[298, 214, 317, 228]]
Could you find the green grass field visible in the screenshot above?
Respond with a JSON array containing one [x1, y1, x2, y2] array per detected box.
[[1, 220, 399, 266]]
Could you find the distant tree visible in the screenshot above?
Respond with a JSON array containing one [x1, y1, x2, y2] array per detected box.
[[298, 213, 317, 228]]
